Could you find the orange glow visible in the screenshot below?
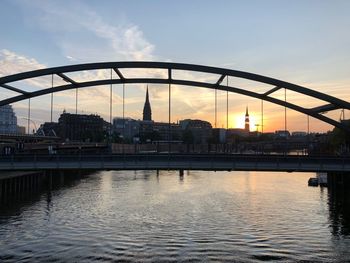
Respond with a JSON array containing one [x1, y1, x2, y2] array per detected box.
[[229, 113, 259, 131]]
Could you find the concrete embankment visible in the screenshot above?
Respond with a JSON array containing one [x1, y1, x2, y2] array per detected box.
[[0, 171, 46, 205], [0, 170, 93, 206]]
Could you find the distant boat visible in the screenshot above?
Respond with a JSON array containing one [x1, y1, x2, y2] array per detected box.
[[308, 173, 328, 187], [308, 177, 319, 187]]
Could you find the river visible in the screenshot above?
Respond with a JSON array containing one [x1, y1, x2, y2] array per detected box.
[[1, 170, 350, 262]]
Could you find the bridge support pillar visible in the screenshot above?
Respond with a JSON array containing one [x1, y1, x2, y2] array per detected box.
[[179, 169, 184, 177], [328, 172, 350, 204], [12, 178, 15, 199], [8, 178, 13, 197], [0, 180, 2, 204], [34, 174, 38, 192], [46, 170, 53, 190], [17, 176, 21, 200], [1, 179, 8, 203], [30, 174, 34, 194], [25, 174, 29, 193], [59, 171, 64, 185]]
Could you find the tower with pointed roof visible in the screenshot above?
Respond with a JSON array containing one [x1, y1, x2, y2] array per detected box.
[[245, 106, 250, 132], [143, 86, 152, 121]]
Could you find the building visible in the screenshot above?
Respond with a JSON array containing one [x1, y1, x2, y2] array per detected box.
[[113, 117, 140, 140], [0, 105, 18, 134], [58, 111, 104, 142], [292, 131, 307, 137], [212, 128, 226, 143], [17, 126, 26, 135], [36, 122, 59, 136], [152, 121, 181, 141], [274, 130, 290, 139], [227, 128, 249, 138], [179, 119, 212, 144]]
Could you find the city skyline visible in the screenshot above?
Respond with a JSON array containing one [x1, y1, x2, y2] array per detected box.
[[0, 0, 349, 132]]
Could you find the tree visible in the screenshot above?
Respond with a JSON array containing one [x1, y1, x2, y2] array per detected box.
[[330, 124, 350, 155]]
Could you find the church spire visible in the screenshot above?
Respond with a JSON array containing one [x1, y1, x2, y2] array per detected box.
[[143, 85, 152, 121], [245, 106, 250, 132]]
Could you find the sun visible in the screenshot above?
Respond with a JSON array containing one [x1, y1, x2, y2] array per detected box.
[[229, 113, 259, 131]]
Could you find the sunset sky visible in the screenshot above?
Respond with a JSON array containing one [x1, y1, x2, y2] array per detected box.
[[0, 0, 349, 133]]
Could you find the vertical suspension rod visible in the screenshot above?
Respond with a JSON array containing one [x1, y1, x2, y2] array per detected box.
[[168, 68, 172, 155], [123, 83, 125, 154], [284, 88, 287, 132], [169, 81, 171, 154], [284, 88, 287, 154], [28, 98, 31, 135], [226, 76, 229, 129], [75, 87, 78, 114], [110, 69, 113, 136], [51, 74, 53, 122], [215, 88, 217, 128], [261, 99, 264, 134]]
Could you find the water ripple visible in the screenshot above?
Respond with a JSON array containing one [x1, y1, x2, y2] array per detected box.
[[1, 171, 350, 262]]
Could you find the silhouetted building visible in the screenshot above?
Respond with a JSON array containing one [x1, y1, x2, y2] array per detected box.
[[153, 121, 181, 141], [212, 128, 226, 143], [58, 111, 104, 142], [36, 122, 59, 136], [102, 120, 111, 134], [143, 86, 152, 121], [227, 128, 249, 138], [17, 126, 26, 135], [274, 130, 290, 139], [245, 106, 250, 132], [179, 119, 212, 144], [0, 105, 17, 134], [113, 117, 140, 140], [292, 131, 307, 137]]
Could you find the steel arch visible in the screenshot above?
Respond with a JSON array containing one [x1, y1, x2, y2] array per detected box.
[[0, 61, 349, 132]]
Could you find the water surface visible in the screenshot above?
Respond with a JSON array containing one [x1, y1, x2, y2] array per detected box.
[[1, 170, 350, 262]]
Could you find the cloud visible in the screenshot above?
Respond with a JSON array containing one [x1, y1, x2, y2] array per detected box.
[[0, 49, 46, 77], [0, 49, 52, 91], [4, 1, 343, 132], [65, 55, 77, 62], [19, 0, 155, 62]]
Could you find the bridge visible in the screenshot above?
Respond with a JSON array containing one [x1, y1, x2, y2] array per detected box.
[[0, 133, 59, 142], [1, 153, 349, 172], [0, 61, 350, 134], [0, 61, 349, 173], [1, 62, 350, 206]]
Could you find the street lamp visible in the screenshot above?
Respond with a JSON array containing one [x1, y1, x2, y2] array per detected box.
[[255, 123, 260, 133]]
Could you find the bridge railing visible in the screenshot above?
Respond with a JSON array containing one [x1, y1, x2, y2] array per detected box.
[[1, 152, 349, 164]]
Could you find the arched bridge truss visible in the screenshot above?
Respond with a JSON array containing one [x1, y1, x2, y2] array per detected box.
[[0, 62, 349, 132]]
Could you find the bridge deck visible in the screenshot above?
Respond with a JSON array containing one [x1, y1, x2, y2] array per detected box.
[[0, 154, 349, 172]]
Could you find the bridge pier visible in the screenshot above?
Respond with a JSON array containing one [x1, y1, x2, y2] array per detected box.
[[0, 180, 2, 203], [46, 170, 53, 190], [59, 171, 65, 185], [179, 169, 184, 177], [328, 172, 350, 203]]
